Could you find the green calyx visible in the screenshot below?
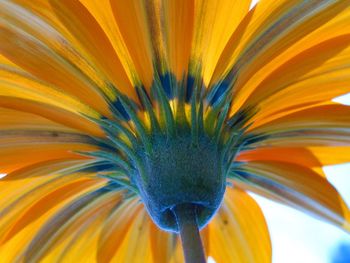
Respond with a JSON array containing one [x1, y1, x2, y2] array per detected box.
[[81, 74, 261, 232], [133, 131, 226, 232]]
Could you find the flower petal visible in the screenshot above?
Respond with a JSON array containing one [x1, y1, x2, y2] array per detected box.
[[250, 104, 350, 146], [233, 161, 350, 232], [163, 0, 195, 80], [48, 0, 136, 99], [0, 2, 114, 115], [245, 34, 350, 120], [0, 172, 107, 261], [238, 147, 323, 168], [97, 198, 142, 262], [22, 188, 120, 262], [191, 0, 251, 84], [214, 0, 350, 115], [149, 222, 183, 263], [0, 107, 100, 173], [0, 177, 101, 244], [239, 146, 350, 167], [109, 0, 155, 88], [204, 187, 271, 263], [0, 99, 103, 137]]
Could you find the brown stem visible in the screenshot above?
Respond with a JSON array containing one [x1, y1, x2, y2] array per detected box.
[[173, 204, 206, 263]]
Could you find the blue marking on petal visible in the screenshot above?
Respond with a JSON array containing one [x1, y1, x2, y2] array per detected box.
[[209, 81, 229, 105], [160, 72, 174, 99], [112, 98, 130, 121], [80, 162, 117, 173], [186, 75, 195, 102], [101, 180, 126, 191]]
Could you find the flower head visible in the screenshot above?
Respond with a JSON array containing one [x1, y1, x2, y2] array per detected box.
[[1, 0, 350, 262]]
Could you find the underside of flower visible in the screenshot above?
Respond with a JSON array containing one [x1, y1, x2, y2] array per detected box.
[[3, 0, 350, 262], [80, 75, 260, 232]]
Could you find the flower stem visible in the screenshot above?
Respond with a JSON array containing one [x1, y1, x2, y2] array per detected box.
[[173, 204, 206, 263]]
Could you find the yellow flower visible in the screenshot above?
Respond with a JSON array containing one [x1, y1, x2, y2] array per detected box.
[[1, 0, 350, 262]]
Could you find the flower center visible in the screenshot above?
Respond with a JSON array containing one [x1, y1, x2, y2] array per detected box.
[[83, 79, 254, 233], [132, 133, 226, 232]]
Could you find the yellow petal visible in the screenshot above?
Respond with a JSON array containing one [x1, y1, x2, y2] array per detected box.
[[0, 107, 79, 133], [0, 107, 98, 173], [204, 187, 271, 263], [0, 59, 101, 119], [48, 0, 136, 100], [234, 161, 350, 231], [97, 198, 141, 263], [0, 98, 104, 137], [245, 34, 350, 119], [0, 5, 112, 115], [252, 68, 350, 124], [0, 173, 107, 261], [237, 147, 323, 168], [308, 146, 350, 166], [1, 177, 100, 244], [149, 222, 184, 263], [43, 192, 122, 262], [250, 104, 350, 143], [80, 0, 139, 87], [109, 208, 153, 262], [110, 0, 154, 89], [241, 146, 350, 168], [23, 189, 120, 262], [163, 0, 194, 80], [191, 0, 251, 84], [218, 0, 350, 115]]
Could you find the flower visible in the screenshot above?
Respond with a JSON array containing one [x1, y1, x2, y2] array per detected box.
[[1, 0, 350, 262]]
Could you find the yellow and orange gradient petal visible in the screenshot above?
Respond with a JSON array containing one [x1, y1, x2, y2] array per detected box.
[[1, 0, 350, 262]]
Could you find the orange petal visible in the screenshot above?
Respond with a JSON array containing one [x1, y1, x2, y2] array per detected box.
[[249, 104, 350, 146], [110, 0, 154, 89], [97, 198, 142, 262], [245, 34, 350, 116], [0, 173, 107, 261], [23, 189, 120, 262], [204, 187, 271, 263], [0, 98, 104, 137], [0, 9, 111, 115], [109, 208, 153, 262], [163, 0, 194, 80], [1, 177, 100, 244], [191, 0, 251, 84], [48, 0, 136, 100], [237, 147, 323, 168], [149, 222, 184, 263], [234, 161, 350, 232], [223, 0, 350, 115], [240, 146, 350, 167]]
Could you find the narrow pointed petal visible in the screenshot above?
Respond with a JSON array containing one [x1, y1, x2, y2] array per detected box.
[[216, 0, 350, 115], [191, 0, 252, 84], [239, 146, 350, 167], [163, 0, 194, 80], [97, 198, 141, 262], [245, 34, 350, 119], [0, 4, 113, 115], [233, 161, 350, 232], [0, 173, 107, 261], [204, 187, 271, 263], [0, 100, 104, 137], [23, 189, 121, 262], [238, 147, 323, 168], [48, 0, 136, 100], [110, 0, 155, 88], [250, 104, 350, 146]]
